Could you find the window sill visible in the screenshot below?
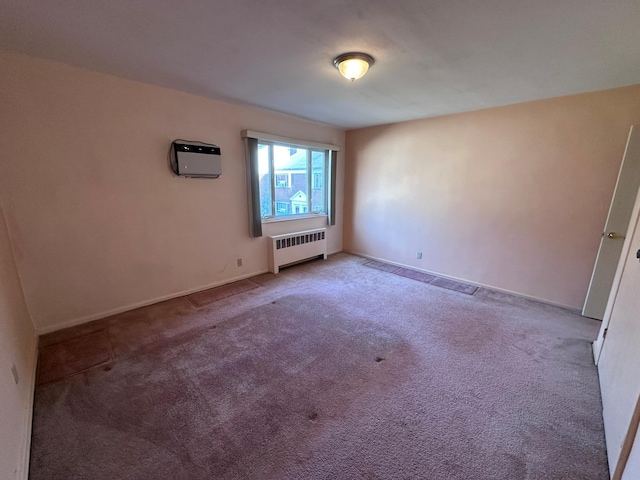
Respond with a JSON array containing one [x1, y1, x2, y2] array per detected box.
[[262, 214, 328, 224]]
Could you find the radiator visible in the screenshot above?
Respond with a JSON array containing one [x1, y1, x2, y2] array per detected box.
[[268, 228, 327, 273]]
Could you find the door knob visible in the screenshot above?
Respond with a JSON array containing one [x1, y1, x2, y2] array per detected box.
[[606, 232, 625, 239]]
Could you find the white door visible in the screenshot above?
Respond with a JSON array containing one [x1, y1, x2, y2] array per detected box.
[[597, 184, 640, 479], [583, 126, 640, 320]]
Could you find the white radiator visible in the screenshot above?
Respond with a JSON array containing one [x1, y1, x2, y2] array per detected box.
[[268, 228, 327, 273]]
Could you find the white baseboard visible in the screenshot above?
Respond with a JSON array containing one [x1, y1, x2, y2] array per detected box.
[[37, 250, 347, 335], [345, 249, 581, 314], [38, 248, 577, 335], [36, 269, 270, 335]]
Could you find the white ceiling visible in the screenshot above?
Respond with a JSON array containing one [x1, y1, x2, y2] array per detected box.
[[1, 0, 640, 129]]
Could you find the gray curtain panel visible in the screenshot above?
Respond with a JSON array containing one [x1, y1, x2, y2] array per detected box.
[[244, 136, 262, 237]]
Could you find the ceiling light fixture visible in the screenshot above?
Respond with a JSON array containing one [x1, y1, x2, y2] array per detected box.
[[333, 52, 374, 81]]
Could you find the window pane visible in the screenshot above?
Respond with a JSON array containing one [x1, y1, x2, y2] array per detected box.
[[258, 144, 272, 217], [254, 138, 329, 220], [311, 150, 326, 213], [274, 145, 308, 217]]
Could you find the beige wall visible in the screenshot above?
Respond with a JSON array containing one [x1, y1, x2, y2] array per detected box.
[[344, 85, 640, 309], [0, 206, 37, 480], [0, 51, 345, 332]]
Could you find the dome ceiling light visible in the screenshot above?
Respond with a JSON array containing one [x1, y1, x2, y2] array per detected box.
[[333, 52, 374, 81]]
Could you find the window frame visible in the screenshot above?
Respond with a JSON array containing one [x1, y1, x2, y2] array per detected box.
[[258, 139, 329, 221], [242, 130, 340, 237]]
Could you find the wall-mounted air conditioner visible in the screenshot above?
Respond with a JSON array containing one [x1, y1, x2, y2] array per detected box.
[[170, 140, 222, 178]]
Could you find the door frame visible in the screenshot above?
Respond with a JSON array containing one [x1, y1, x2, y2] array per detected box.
[[583, 125, 640, 320], [593, 168, 640, 364]]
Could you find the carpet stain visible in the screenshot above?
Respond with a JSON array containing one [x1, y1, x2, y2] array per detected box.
[[430, 277, 478, 295], [375, 356, 385, 363], [363, 259, 478, 295], [438, 312, 498, 353], [186, 279, 260, 308], [395, 267, 436, 284], [364, 260, 402, 274], [37, 330, 113, 385]]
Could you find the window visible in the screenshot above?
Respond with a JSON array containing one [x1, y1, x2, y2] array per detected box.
[[243, 130, 339, 237], [257, 141, 328, 219]]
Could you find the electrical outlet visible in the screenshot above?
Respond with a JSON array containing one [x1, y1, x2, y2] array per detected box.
[[236, 258, 243, 267], [416, 252, 423, 259], [11, 363, 18, 384]]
